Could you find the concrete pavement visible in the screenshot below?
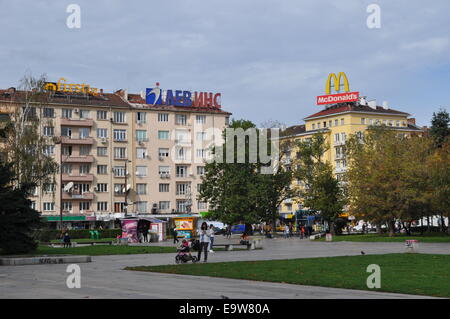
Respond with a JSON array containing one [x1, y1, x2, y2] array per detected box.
[[1, 238, 448, 299]]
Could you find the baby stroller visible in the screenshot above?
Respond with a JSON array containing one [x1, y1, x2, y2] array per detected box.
[[175, 239, 198, 264]]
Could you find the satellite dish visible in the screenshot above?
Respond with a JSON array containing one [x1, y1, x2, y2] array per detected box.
[[64, 182, 74, 192], [126, 184, 131, 191]]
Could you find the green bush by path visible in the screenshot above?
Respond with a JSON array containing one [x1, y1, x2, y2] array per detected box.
[[36, 229, 122, 242], [127, 254, 450, 298], [316, 233, 450, 243], [32, 245, 176, 256]]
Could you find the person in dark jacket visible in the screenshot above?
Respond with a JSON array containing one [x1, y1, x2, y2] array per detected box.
[[63, 233, 71, 248]]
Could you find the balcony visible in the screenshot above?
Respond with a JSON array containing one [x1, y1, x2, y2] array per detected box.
[[333, 140, 346, 146], [62, 174, 94, 182], [61, 136, 94, 145], [335, 167, 347, 174], [61, 118, 94, 127], [64, 155, 94, 163], [62, 192, 94, 200]]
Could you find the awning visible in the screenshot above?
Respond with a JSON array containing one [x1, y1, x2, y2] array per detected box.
[[44, 216, 86, 221]]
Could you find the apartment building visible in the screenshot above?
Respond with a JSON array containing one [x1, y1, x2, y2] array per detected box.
[[0, 83, 230, 227], [278, 100, 423, 218]]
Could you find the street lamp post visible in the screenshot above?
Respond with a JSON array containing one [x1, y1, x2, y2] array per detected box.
[[124, 160, 131, 217], [55, 137, 70, 233]]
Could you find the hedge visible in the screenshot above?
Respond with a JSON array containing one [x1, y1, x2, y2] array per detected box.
[[36, 229, 122, 242]]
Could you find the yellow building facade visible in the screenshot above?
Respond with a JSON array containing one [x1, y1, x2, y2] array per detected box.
[[279, 101, 423, 218]]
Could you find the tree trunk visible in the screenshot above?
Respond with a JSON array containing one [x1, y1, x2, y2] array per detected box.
[[427, 216, 431, 232], [388, 220, 396, 237], [376, 224, 382, 234], [329, 221, 335, 235], [440, 215, 446, 233]]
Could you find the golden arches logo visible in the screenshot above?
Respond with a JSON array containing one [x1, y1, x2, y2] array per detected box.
[[325, 72, 350, 95]]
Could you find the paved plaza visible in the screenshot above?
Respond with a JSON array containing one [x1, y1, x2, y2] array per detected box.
[[1, 238, 449, 299]]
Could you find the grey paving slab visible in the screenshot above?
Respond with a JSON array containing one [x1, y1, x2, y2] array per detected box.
[[0, 239, 448, 299]]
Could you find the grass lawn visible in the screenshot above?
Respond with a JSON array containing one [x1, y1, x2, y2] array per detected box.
[[32, 245, 177, 256], [127, 254, 450, 298], [48, 238, 116, 243], [317, 233, 450, 243]]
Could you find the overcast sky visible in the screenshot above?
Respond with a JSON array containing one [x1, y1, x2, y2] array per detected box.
[[0, 0, 449, 126]]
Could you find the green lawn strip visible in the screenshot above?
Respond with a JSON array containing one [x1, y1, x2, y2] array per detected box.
[[126, 254, 450, 298], [48, 238, 116, 243], [32, 245, 177, 256], [317, 234, 450, 243]]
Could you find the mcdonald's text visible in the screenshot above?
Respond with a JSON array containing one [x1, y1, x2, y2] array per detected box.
[[316, 92, 359, 105]]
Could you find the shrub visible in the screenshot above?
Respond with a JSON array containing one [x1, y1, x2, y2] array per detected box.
[[37, 229, 122, 242]]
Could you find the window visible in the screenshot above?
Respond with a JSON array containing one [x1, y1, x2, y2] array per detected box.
[[62, 108, 72, 119], [175, 114, 187, 125], [159, 148, 169, 157], [389, 120, 393, 127], [43, 202, 55, 211], [97, 165, 107, 174], [396, 120, 400, 127], [136, 166, 147, 177], [97, 110, 107, 120], [361, 118, 365, 124], [136, 112, 146, 123], [79, 164, 90, 174], [114, 147, 126, 159], [114, 129, 126, 141], [334, 133, 340, 142], [341, 133, 346, 142], [79, 202, 90, 211], [334, 119, 338, 126], [43, 126, 54, 136], [79, 109, 90, 119], [43, 108, 55, 118], [159, 184, 169, 192], [79, 128, 90, 139], [196, 132, 207, 141], [175, 130, 189, 143], [196, 149, 206, 159], [113, 111, 126, 123], [369, 119, 374, 125], [176, 183, 189, 195], [323, 121, 326, 127], [383, 120, 387, 125], [136, 184, 147, 195], [159, 166, 170, 175], [62, 163, 72, 174], [61, 127, 72, 137], [175, 147, 186, 160], [312, 124, 315, 130], [62, 202, 72, 211], [159, 201, 170, 210], [97, 147, 107, 156], [43, 145, 55, 156], [97, 202, 108, 211], [158, 130, 169, 140], [97, 128, 107, 138], [197, 166, 205, 176], [136, 202, 148, 213], [176, 165, 188, 177], [198, 201, 207, 210], [114, 166, 126, 177], [317, 123, 321, 129], [79, 145, 90, 156], [329, 120, 332, 127], [136, 148, 147, 159], [176, 200, 187, 213], [114, 202, 126, 213], [96, 183, 108, 192], [196, 115, 206, 124], [136, 130, 147, 142], [341, 118, 344, 125], [43, 183, 56, 193], [114, 184, 125, 195], [158, 113, 169, 122]]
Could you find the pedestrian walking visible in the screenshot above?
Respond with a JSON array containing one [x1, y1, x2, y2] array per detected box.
[[226, 225, 232, 239], [172, 226, 179, 244], [142, 228, 148, 243], [284, 224, 289, 239], [208, 224, 215, 252], [63, 232, 71, 248], [197, 222, 210, 262], [300, 225, 305, 239]]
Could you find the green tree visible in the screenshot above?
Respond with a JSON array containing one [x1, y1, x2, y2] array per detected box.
[[199, 119, 293, 228], [430, 108, 450, 148], [294, 134, 345, 234], [0, 162, 43, 254]]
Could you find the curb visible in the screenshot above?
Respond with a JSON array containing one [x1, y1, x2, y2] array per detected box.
[[0, 255, 92, 266]]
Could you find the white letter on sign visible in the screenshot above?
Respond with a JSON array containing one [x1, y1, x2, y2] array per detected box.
[[366, 4, 381, 29], [366, 264, 381, 288], [66, 264, 81, 288], [66, 4, 81, 29]]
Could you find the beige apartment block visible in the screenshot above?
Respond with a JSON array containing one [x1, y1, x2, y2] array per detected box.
[[0, 86, 231, 226]]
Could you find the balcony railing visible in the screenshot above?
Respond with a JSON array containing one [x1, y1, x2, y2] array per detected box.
[[61, 118, 94, 127], [61, 136, 94, 145], [64, 155, 94, 163], [61, 174, 94, 182], [62, 192, 94, 200]]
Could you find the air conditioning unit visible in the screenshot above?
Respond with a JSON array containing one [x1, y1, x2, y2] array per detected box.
[[74, 108, 79, 113], [158, 156, 164, 161], [93, 186, 98, 192], [138, 141, 144, 145], [101, 137, 107, 144]]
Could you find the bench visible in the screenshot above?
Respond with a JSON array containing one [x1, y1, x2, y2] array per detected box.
[[213, 239, 262, 251]]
